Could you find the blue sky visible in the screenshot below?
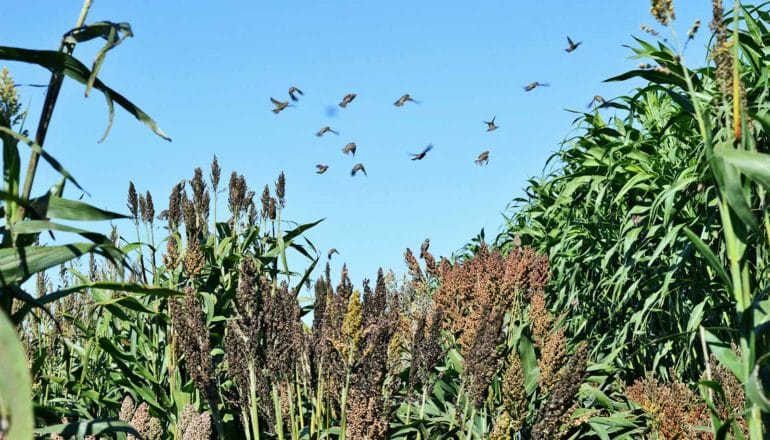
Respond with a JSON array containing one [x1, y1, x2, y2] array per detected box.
[[1, 1, 712, 289]]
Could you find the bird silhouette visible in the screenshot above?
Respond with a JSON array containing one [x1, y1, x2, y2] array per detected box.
[[342, 142, 357, 156], [394, 94, 418, 107], [475, 151, 490, 165], [351, 163, 367, 176], [270, 97, 290, 114], [316, 126, 339, 137], [565, 36, 582, 53], [484, 116, 499, 132], [420, 238, 430, 258], [328, 248, 339, 259], [339, 93, 357, 108], [410, 144, 433, 160], [288, 86, 304, 102], [316, 164, 329, 174], [523, 82, 549, 91]]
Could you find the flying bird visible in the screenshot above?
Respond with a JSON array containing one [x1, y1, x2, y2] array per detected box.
[[288, 86, 304, 102], [420, 238, 430, 258], [316, 164, 329, 174], [316, 126, 339, 137], [475, 151, 490, 166], [523, 82, 549, 92], [351, 163, 367, 176], [339, 93, 357, 108], [410, 144, 433, 161], [270, 97, 290, 114], [484, 116, 498, 132], [394, 94, 418, 107], [565, 36, 582, 53], [328, 248, 339, 259], [342, 142, 357, 156]]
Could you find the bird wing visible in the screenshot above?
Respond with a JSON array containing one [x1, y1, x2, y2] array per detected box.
[[422, 144, 434, 155], [270, 97, 281, 105], [567, 36, 574, 46]]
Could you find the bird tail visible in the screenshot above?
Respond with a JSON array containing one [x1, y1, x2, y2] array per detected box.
[[339, 102, 347, 108], [272, 109, 280, 114]]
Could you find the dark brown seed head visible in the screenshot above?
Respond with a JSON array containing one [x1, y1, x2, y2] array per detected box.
[[168, 182, 185, 231], [260, 185, 270, 219], [138, 194, 147, 223], [276, 172, 286, 207], [268, 197, 277, 220], [144, 191, 155, 224], [127, 181, 138, 219], [210, 155, 221, 192]]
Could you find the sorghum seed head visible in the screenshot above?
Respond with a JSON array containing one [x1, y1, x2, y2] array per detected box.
[[127, 181, 139, 219]]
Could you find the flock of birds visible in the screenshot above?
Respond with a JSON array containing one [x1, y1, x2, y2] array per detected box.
[[267, 36, 585, 178]]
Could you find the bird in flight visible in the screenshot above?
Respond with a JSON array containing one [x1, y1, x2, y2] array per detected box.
[[484, 116, 498, 132], [288, 86, 304, 102], [351, 163, 367, 176], [270, 97, 290, 114], [339, 93, 357, 108], [328, 248, 339, 259], [475, 151, 490, 165], [342, 142, 357, 156], [410, 144, 433, 161], [565, 36, 582, 53], [523, 82, 549, 91], [316, 164, 329, 174], [394, 94, 418, 107], [316, 126, 339, 137]]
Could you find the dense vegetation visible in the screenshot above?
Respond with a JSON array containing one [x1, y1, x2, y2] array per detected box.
[[1, 0, 770, 439]]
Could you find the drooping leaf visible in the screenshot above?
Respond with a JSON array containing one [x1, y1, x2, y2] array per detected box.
[[0, 46, 170, 142]]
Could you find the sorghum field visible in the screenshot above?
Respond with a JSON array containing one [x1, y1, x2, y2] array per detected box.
[[1, 0, 770, 439]]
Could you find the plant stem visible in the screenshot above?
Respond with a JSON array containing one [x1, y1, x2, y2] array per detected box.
[[20, 0, 93, 207]]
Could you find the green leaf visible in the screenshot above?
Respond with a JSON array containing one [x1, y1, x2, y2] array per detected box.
[[683, 228, 732, 290], [41, 195, 127, 221], [35, 419, 139, 437], [0, 46, 171, 142], [702, 329, 744, 382], [0, 243, 96, 286], [716, 147, 770, 191], [746, 353, 770, 412], [0, 127, 85, 193], [0, 309, 33, 439]]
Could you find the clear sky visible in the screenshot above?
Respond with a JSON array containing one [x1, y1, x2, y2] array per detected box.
[[1, 1, 712, 289]]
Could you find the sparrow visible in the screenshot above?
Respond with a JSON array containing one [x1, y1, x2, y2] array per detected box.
[[316, 126, 339, 137], [475, 151, 490, 165], [351, 163, 367, 176], [270, 97, 290, 114], [587, 95, 606, 108], [420, 238, 430, 258], [316, 164, 329, 174], [410, 144, 433, 160], [342, 142, 357, 156], [394, 94, 418, 107], [484, 116, 498, 132], [288, 86, 304, 102], [328, 248, 339, 259], [565, 36, 582, 53], [523, 82, 549, 91], [339, 93, 357, 108]]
